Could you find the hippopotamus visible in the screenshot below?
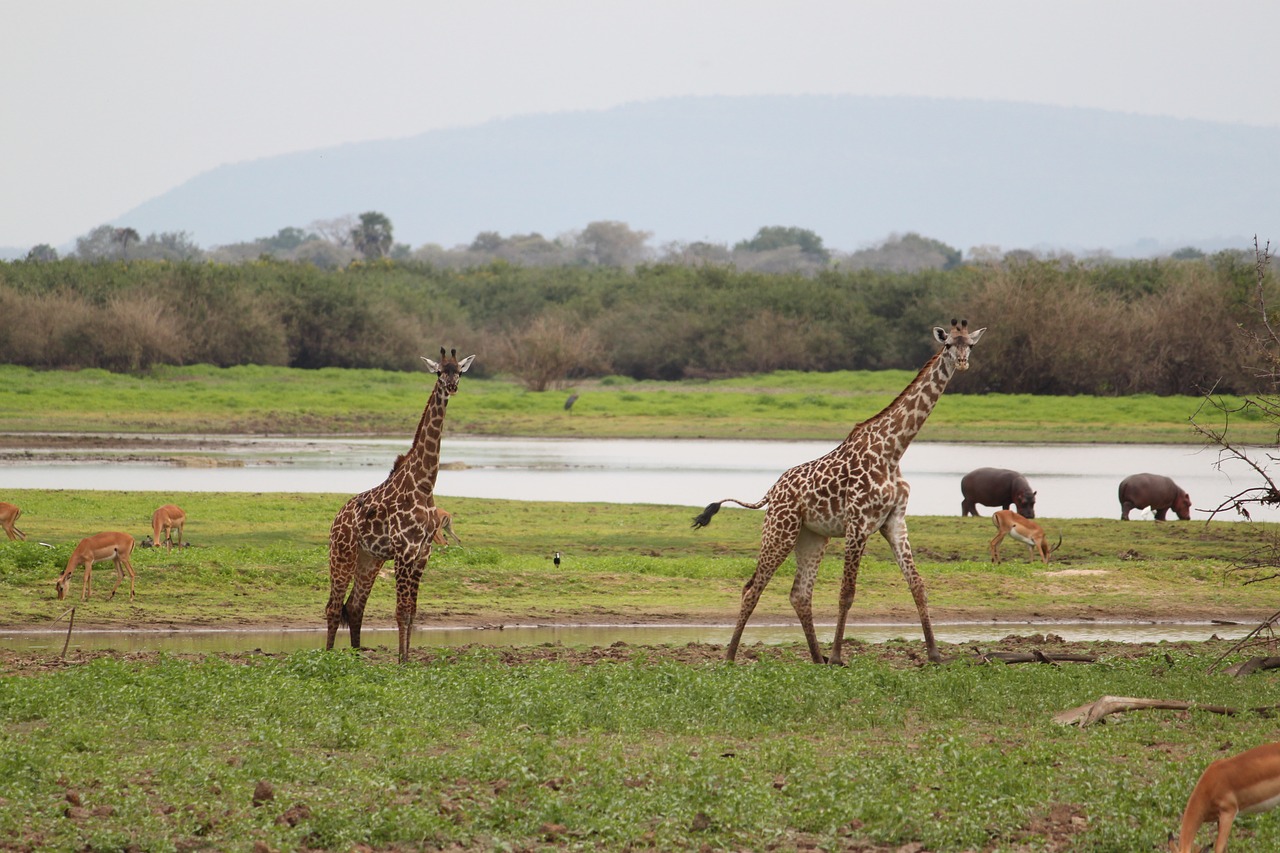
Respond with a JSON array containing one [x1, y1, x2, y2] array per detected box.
[[1118, 473, 1191, 521], [960, 467, 1037, 518]]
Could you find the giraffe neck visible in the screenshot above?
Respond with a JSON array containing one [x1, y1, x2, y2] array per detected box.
[[849, 350, 955, 464], [399, 377, 450, 495]]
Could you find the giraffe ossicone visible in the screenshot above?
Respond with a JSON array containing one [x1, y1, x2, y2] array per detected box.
[[693, 319, 985, 665], [324, 346, 475, 663]]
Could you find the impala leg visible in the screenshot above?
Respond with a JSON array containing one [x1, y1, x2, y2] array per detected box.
[[1213, 807, 1237, 853], [989, 531, 1006, 563], [81, 560, 95, 601], [829, 532, 869, 667]]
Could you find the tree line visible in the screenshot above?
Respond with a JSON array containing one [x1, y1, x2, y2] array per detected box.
[[0, 249, 1271, 396]]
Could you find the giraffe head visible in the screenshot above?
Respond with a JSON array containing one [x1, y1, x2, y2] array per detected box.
[[932, 319, 985, 372], [421, 347, 476, 396]]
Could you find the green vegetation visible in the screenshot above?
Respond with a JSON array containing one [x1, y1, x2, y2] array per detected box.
[[0, 363, 1268, 443], [3, 491, 1280, 850], [4, 644, 1280, 851], [0, 489, 1274, 630], [1, 251, 1273, 395]]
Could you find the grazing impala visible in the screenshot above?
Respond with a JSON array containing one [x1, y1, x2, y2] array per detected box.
[[989, 509, 1061, 565], [151, 504, 186, 552], [1170, 741, 1280, 852], [55, 532, 136, 602], [0, 502, 25, 541], [430, 507, 462, 547]]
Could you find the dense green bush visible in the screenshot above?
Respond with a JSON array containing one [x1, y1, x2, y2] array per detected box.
[[0, 254, 1272, 394]]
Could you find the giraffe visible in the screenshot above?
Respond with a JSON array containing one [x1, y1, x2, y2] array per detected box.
[[692, 319, 985, 665], [325, 347, 475, 662]]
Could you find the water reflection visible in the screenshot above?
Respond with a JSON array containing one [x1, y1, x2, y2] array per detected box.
[[0, 436, 1272, 521], [0, 621, 1251, 655]]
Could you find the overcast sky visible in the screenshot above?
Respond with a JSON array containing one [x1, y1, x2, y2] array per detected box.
[[3, 0, 1278, 250]]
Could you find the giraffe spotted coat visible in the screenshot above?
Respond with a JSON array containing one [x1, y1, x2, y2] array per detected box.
[[693, 320, 985, 665]]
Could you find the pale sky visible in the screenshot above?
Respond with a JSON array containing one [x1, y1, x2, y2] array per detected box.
[[3, 0, 1278, 250]]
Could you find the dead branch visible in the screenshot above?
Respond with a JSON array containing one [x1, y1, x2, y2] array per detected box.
[[1222, 656, 1280, 677], [1208, 608, 1280, 673], [968, 648, 1096, 665], [1051, 695, 1278, 727]]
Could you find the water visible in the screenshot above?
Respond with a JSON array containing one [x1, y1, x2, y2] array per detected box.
[[0, 435, 1272, 520], [0, 620, 1253, 655]]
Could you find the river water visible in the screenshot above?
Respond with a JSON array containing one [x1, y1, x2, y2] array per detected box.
[[0, 620, 1253, 655], [0, 435, 1271, 520]]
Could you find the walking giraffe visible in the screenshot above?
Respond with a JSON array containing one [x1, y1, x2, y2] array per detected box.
[[325, 347, 475, 662], [693, 320, 985, 665]]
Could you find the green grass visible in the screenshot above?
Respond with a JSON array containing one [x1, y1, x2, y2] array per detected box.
[[0, 363, 1267, 443], [2, 645, 1280, 851], [0, 490, 1275, 630]]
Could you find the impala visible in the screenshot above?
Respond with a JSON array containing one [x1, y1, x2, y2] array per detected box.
[[430, 506, 462, 547], [0, 502, 24, 541], [988, 509, 1061, 565], [1170, 741, 1280, 852], [55, 532, 136, 602], [151, 504, 186, 552]]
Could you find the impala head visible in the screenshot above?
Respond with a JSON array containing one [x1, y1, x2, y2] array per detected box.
[[421, 347, 476, 397], [932, 318, 985, 372], [55, 577, 68, 600]]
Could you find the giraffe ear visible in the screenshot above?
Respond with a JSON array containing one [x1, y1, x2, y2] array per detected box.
[[457, 354, 476, 373], [932, 327, 948, 344], [421, 356, 441, 373], [968, 327, 986, 345]]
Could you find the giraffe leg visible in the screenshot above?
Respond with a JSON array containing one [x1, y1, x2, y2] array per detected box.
[[788, 527, 829, 664], [394, 558, 427, 663], [828, 532, 870, 667], [726, 511, 799, 662], [325, 546, 359, 650], [880, 506, 942, 664], [344, 551, 384, 650]]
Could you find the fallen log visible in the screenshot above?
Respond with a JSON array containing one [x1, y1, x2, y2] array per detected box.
[[969, 649, 1096, 665], [1054, 695, 1280, 727], [1222, 656, 1280, 677]]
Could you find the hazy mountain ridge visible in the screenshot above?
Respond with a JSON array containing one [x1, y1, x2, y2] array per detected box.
[[31, 95, 1280, 257]]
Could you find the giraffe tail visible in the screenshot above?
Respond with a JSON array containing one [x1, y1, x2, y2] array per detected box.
[[691, 497, 769, 529], [338, 601, 351, 627]]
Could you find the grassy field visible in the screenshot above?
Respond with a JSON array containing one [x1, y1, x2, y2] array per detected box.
[[3, 495, 1280, 851], [3, 360, 1280, 851], [0, 489, 1276, 631], [0, 363, 1269, 443]]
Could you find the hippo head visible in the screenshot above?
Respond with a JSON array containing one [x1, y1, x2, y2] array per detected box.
[[1014, 489, 1037, 519], [1173, 489, 1192, 521]]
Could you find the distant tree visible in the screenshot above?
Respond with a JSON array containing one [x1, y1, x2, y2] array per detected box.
[[842, 232, 962, 272], [660, 240, 732, 265], [132, 231, 204, 262], [1171, 246, 1207, 261], [734, 226, 829, 262], [470, 231, 504, 253], [25, 244, 58, 262], [351, 211, 393, 259], [260, 226, 315, 253], [309, 215, 358, 248], [74, 225, 120, 260], [112, 227, 140, 260], [495, 313, 607, 391], [573, 221, 652, 267]]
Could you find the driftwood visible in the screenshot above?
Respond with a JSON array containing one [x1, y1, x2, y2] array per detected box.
[[1054, 695, 1280, 727], [968, 648, 1096, 665], [1222, 656, 1280, 677]]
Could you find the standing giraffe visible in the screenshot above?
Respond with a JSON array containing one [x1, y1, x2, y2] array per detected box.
[[693, 319, 985, 665], [325, 347, 475, 662]]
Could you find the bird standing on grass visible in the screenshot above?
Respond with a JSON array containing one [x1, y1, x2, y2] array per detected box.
[[553, 551, 561, 568]]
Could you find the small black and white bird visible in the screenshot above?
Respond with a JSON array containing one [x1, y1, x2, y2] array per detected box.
[[553, 551, 561, 568]]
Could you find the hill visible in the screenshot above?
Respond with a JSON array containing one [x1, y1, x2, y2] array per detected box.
[[109, 95, 1275, 255]]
